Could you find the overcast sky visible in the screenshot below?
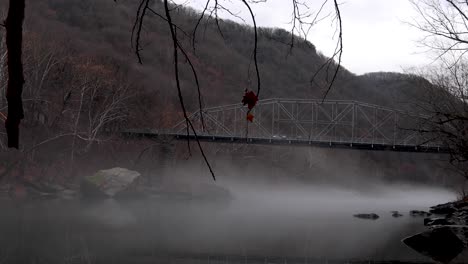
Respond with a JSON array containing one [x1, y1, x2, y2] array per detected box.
[[173, 0, 431, 75]]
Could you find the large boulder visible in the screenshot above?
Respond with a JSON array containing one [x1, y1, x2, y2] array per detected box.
[[430, 202, 457, 215], [403, 226, 468, 263], [391, 211, 403, 217], [409, 210, 432, 217], [81, 167, 141, 199], [453, 210, 468, 225], [424, 217, 455, 226]]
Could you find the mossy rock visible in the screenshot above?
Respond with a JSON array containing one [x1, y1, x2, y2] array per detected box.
[[81, 167, 141, 199]]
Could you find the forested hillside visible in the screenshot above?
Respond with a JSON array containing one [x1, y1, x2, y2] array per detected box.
[[0, 0, 425, 131], [0, 0, 444, 186]]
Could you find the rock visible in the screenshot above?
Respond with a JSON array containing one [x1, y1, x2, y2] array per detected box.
[[81, 167, 141, 199], [410, 210, 432, 217], [430, 202, 457, 215], [403, 226, 468, 263], [452, 200, 468, 209], [37, 182, 66, 193], [459, 216, 468, 226], [353, 213, 379, 220], [424, 217, 454, 226], [19, 181, 61, 199], [450, 210, 468, 225], [391, 211, 403, 217]]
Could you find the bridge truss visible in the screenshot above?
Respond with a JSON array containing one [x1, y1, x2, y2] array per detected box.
[[169, 99, 441, 151]]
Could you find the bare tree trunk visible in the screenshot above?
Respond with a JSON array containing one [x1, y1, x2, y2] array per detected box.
[[0, 35, 7, 110], [70, 86, 86, 175], [5, 0, 25, 148]]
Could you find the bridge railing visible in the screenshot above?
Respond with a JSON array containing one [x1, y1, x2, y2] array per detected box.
[[171, 98, 442, 148]]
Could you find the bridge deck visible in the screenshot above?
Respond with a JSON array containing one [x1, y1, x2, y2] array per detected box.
[[123, 132, 448, 153]]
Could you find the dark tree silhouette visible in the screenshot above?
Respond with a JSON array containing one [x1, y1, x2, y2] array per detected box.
[[4, 0, 25, 149]]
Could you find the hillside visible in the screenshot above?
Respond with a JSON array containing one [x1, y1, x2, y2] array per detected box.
[[0, 0, 459, 193], [0, 0, 428, 129]]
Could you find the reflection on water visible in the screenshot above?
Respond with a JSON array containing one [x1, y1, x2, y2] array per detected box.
[[0, 184, 459, 263]]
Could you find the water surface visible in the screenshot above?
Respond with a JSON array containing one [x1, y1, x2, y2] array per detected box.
[[0, 183, 457, 263]]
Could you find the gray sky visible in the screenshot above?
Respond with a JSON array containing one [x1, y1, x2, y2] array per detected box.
[[173, 0, 431, 75]]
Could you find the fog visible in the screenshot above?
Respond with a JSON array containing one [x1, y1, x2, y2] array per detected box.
[[0, 149, 457, 263]]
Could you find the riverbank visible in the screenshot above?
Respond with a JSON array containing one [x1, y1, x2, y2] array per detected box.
[[403, 197, 468, 263]]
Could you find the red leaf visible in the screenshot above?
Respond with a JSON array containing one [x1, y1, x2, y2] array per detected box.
[[242, 90, 258, 110], [247, 113, 254, 122]]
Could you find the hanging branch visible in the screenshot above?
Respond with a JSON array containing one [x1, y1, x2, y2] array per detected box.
[[192, 0, 211, 51], [132, 0, 150, 64], [211, 0, 226, 40], [308, 0, 343, 102], [285, 0, 343, 99], [129, 0, 344, 179], [321, 0, 343, 101], [145, 6, 206, 129], [132, 1, 206, 130], [163, 0, 215, 180], [174, 40, 206, 129], [241, 0, 261, 98], [289, 0, 330, 51]]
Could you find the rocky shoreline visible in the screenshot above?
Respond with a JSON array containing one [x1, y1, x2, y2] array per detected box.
[[403, 199, 468, 263]]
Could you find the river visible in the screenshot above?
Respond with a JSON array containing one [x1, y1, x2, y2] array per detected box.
[[0, 182, 460, 263]]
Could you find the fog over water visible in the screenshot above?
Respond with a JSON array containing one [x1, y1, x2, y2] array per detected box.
[[0, 145, 461, 263], [0, 174, 457, 263]]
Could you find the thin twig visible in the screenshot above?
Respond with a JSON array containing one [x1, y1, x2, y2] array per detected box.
[[321, 0, 343, 101], [164, 0, 215, 180], [241, 0, 261, 98]]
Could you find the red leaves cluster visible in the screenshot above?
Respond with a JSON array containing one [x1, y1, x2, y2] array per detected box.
[[242, 90, 258, 110], [242, 90, 258, 121], [242, 90, 258, 122]]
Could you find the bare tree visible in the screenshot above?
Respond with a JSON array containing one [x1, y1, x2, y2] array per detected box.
[[59, 59, 133, 163], [410, 0, 468, 177], [0, 40, 133, 180], [410, 0, 468, 64], [0, 32, 7, 111], [81, 78, 131, 152], [410, 62, 468, 177]]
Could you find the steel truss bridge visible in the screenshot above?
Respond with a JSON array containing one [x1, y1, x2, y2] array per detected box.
[[126, 98, 447, 153]]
